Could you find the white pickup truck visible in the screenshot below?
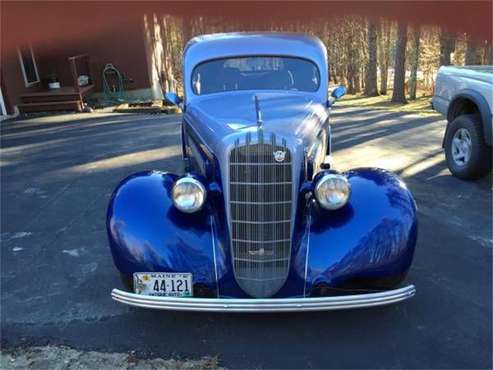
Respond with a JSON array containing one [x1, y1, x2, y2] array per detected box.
[[432, 66, 493, 179]]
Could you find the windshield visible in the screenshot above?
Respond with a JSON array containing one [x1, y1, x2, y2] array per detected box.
[[191, 56, 320, 95]]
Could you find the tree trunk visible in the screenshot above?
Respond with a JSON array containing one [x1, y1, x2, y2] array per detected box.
[[361, 66, 366, 91], [354, 67, 361, 93], [391, 21, 408, 103], [332, 67, 338, 84], [159, 16, 175, 94], [487, 41, 493, 65], [182, 15, 193, 49], [345, 18, 364, 94], [465, 36, 481, 65], [347, 65, 355, 93], [439, 31, 455, 66], [346, 29, 356, 94], [378, 19, 391, 95], [408, 26, 421, 100], [364, 19, 379, 96]]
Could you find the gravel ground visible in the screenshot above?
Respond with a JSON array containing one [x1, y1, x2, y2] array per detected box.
[[0, 345, 222, 370]]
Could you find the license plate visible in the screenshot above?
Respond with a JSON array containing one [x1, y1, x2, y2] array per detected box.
[[133, 272, 193, 297]]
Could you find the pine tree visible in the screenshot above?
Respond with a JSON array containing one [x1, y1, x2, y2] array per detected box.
[[378, 19, 392, 95], [439, 30, 455, 66], [364, 19, 379, 96], [465, 35, 481, 65], [408, 26, 421, 100], [392, 21, 408, 103]]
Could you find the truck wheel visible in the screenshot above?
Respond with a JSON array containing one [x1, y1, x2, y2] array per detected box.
[[444, 114, 492, 180]]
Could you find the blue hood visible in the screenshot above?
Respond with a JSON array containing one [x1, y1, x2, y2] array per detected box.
[[184, 91, 328, 157]]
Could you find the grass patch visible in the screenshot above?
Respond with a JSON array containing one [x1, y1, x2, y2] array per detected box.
[[337, 93, 440, 116]]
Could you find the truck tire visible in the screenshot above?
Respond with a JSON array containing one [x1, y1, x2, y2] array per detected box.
[[444, 114, 492, 180]]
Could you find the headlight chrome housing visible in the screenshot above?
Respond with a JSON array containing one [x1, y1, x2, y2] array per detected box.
[[314, 173, 351, 210], [172, 177, 206, 213]]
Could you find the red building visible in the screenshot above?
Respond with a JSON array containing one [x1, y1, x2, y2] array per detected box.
[[1, 5, 172, 115]]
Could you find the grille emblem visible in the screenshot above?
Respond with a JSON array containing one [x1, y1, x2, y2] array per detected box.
[[248, 247, 274, 257], [273, 150, 286, 162]]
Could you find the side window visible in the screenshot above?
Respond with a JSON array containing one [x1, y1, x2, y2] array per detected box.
[[17, 45, 40, 87]]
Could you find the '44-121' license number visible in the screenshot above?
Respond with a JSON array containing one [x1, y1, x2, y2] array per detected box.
[[133, 272, 193, 297]]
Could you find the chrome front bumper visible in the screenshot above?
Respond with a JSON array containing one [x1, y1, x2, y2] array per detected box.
[[111, 285, 416, 312]]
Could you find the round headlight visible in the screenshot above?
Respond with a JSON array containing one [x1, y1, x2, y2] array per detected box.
[[314, 173, 351, 210], [172, 177, 206, 213]]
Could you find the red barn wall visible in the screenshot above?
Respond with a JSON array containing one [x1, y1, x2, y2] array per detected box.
[[1, 11, 152, 113]]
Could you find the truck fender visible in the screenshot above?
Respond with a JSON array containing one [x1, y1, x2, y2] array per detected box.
[[446, 89, 492, 146]]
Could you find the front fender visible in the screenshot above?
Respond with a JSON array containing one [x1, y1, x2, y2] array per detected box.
[[106, 171, 217, 293], [303, 168, 418, 294], [107, 168, 418, 298]]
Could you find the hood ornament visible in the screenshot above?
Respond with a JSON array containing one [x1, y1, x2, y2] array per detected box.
[[254, 95, 263, 130], [273, 150, 286, 162]]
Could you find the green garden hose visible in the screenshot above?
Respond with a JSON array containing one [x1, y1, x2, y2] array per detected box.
[[102, 63, 125, 103]]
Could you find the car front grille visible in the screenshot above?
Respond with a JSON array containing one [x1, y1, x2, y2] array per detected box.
[[229, 132, 292, 297]]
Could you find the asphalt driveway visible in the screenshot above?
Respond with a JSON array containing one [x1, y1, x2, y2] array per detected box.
[[1, 106, 491, 369]]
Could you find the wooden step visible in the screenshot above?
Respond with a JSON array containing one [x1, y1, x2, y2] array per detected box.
[[21, 94, 81, 103], [18, 100, 83, 113], [21, 84, 94, 103]]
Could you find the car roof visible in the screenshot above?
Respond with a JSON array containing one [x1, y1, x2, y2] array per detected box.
[[182, 32, 329, 104], [184, 32, 327, 69]]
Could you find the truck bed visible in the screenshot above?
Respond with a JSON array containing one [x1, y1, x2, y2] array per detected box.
[[437, 66, 493, 85]]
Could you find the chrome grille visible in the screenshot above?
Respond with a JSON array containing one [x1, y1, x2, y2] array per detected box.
[[229, 132, 292, 297]]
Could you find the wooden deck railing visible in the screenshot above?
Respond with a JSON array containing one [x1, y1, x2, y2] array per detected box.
[[68, 54, 92, 95]]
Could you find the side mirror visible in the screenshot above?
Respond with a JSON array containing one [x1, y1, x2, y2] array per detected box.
[[331, 86, 347, 100], [164, 92, 182, 107]]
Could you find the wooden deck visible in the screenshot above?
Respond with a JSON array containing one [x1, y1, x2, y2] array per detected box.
[[18, 84, 94, 113], [21, 85, 94, 98], [18, 54, 95, 113]]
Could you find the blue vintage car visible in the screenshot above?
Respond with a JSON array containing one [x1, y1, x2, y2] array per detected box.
[[108, 33, 418, 312]]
